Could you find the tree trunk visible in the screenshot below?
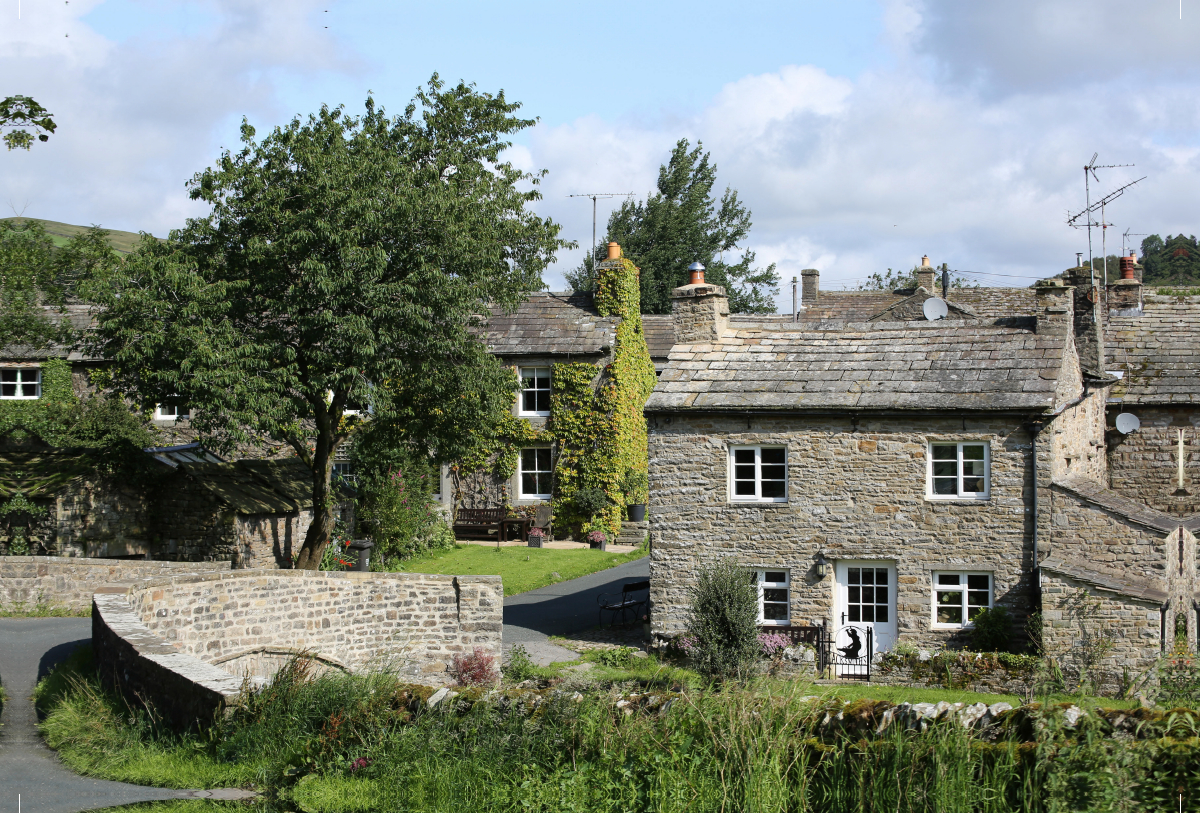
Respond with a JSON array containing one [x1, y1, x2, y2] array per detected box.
[[294, 425, 337, 570]]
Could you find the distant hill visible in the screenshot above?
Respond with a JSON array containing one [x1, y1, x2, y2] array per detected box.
[[0, 217, 152, 254]]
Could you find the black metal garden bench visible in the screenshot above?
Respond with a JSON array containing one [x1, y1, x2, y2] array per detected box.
[[597, 580, 650, 627]]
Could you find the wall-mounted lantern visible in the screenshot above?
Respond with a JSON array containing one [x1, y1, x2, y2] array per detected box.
[[815, 553, 829, 579]]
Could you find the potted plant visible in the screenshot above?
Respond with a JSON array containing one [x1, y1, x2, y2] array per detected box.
[[620, 470, 649, 522], [527, 526, 546, 548], [586, 529, 608, 551]]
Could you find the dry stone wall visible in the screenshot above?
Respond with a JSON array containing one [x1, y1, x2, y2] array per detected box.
[[647, 412, 1037, 652], [0, 556, 230, 613]]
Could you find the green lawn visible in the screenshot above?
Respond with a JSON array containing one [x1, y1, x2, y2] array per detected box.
[[389, 543, 647, 596]]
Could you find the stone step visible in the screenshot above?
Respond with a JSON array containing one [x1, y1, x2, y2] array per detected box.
[[621, 521, 648, 531]]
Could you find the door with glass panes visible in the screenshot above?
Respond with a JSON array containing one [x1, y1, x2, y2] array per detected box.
[[833, 561, 896, 661]]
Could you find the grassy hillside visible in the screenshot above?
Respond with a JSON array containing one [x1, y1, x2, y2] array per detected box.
[[0, 217, 151, 254]]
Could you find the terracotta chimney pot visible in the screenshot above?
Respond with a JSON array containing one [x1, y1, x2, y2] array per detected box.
[[921, 255, 931, 267], [607, 242, 621, 261], [1120, 253, 1136, 280], [688, 262, 705, 285]]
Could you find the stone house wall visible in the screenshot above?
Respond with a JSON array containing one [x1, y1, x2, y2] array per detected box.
[[647, 411, 1037, 651], [54, 477, 152, 558], [233, 510, 313, 569], [1107, 407, 1200, 516]]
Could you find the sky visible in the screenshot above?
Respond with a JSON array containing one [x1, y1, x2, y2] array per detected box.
[[4, 0, 1200, 308]]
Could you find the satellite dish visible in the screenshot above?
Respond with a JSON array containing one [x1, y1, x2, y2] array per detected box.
[[1115, 413, 1140, 434], [922, 298, 949, 321]]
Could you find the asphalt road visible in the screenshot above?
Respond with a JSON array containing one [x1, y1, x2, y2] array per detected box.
[[502, 557, 650, 664]]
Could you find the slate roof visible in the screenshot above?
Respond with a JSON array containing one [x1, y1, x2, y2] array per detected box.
[[0, 305, 100, 361], [791, 287, 1039, 323], [175, 458, 346, 515], [1107, 293, 1200, 405], [641, 315, 675, 360], [645, 319, 1067, 413], [1039, 555, 1168, 603], [481, 292, 618, 357]]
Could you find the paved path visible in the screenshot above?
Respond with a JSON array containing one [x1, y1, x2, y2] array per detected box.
[[0, 618, 253, 813], [502, 558, 649, 665]]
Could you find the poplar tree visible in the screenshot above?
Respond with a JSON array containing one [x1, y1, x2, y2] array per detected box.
[[89, 77, 571, 569]]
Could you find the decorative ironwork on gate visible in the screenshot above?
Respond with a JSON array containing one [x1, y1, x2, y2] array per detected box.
[[817, 625, 873, 681]]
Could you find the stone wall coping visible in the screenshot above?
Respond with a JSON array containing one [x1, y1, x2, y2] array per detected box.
[[129, 568, 503, 592], [93, 592, 245, 700], [0, 555, 232, 570], [1039, 556, 1168, 604], [1052, 475, 1184, 534]]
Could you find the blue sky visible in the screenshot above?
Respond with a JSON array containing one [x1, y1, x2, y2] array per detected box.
[[5, 1, 1200, 304]]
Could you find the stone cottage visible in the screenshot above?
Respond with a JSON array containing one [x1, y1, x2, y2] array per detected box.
[[645, 254, 1199, 677]]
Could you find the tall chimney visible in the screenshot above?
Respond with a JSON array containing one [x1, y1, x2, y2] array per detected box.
[[801, 268, 819, 306], [1109, 250, 1143, 314], [672, 263, 729, 344], [916, 256, 936, 291], [1034, 278, 1074, 335]]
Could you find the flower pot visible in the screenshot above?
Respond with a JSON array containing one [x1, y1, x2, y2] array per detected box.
[[627, 504, 647, 522]]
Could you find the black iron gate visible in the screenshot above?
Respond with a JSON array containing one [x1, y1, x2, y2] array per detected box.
[[817, 625, 873, 680]]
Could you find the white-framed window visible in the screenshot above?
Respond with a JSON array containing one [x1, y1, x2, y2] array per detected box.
[[519, 447, 553, 499], [154, 404, 190, 421], [932, 572, 993, 628], [754, 569, 790, 626], [332, 461, 355, 487], [730, 446, 787, 502], [519, 366, 551, 416], [0, 368, 40, 400], [928, 442, 989, 499]]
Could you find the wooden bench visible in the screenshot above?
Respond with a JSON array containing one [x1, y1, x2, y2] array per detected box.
[[452, 508, 509, 541], [597, 580, 650, 627]]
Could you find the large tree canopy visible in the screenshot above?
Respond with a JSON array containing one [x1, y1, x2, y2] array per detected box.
[[1139, 234, 1200, 286], [89, 77, 571, 569], [0, 219, 116, 353], [565, 139, 779, 314]]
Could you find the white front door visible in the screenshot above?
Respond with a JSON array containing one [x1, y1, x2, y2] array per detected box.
[[833, 561, 897, 662]]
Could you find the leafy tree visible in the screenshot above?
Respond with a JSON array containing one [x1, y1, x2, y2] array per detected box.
[[686, 557, 761, 679], [567, 139, 779, 314], [1139, 234, 1200, 286], [88, 77, 571, 569], [1, 96, 57, 151], [0, 219, 118, 352], [856, 263, 976, 291]]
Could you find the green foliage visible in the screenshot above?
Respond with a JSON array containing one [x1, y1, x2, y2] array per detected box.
[[686, 558, 761, 679], [0, 219, 120, 353], [571, 487, 609, 517], [503, 644, 537, 683], [1140, 233, 1200, 286], [619, 469, 649, 504], [0, 95, 57, 150], [42, 646, 1200, 813], [87, 78, 571, 569], [572, 139, 779, 314], [594, 646, 636, 669], [857, 264, 977, 291], [358, 466, 454, 565], [970, 606, 1014, 653]]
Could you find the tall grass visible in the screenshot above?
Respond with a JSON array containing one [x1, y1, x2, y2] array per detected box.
[[36, 648, 1200, 813]]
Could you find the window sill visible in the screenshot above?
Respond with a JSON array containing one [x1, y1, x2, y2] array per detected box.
[[931, 623, 977, 631], [759, 620, 791, 626], [730, 501, 791, 508], [516, 496, 551, 503], [518, 412, 551, 418], [925, 495, 990, 502]]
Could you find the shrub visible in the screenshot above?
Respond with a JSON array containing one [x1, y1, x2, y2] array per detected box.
[[503, 644, 537, 683], [686, 558, 761, 679], [595, 646, 635, 668], [888, 641, 920, 658], [572, 487, 609, 518], [619, 470, 648, 504], [758, 633, 791, 659], [969, 606, 1013, 653], [359, 466, 454, 563], [452, 648, 498, 687]]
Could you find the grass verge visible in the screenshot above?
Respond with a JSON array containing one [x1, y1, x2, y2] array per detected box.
[[387, 543, 647, 596]]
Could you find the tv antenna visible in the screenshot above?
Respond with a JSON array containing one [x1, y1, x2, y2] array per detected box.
[[1067, 154, 1144, 286], [568, 192, 634, 273], [1121, 229, 1149, 259]]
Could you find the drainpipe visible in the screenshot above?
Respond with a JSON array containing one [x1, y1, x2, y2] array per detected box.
[[1026, 420, 1046, 601]]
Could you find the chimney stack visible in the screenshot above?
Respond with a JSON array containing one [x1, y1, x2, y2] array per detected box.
[[916, 256, 936, 291], [801, 268, 819, 306], [672, 263, 729, 344], [1034, 278, 1074, 335], [1109, 250, 1143, 314]]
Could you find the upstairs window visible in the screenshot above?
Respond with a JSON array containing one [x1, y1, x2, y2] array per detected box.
[[519, 367, 551, 416], [932, 572, 993, 628], [154, 404, 190, 421], [730, 446, 787, 502], [519, 447, 553, 499], [754, 569, 790, 626], [0, 369, 40, 400], [928, 442, 989, 499]]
